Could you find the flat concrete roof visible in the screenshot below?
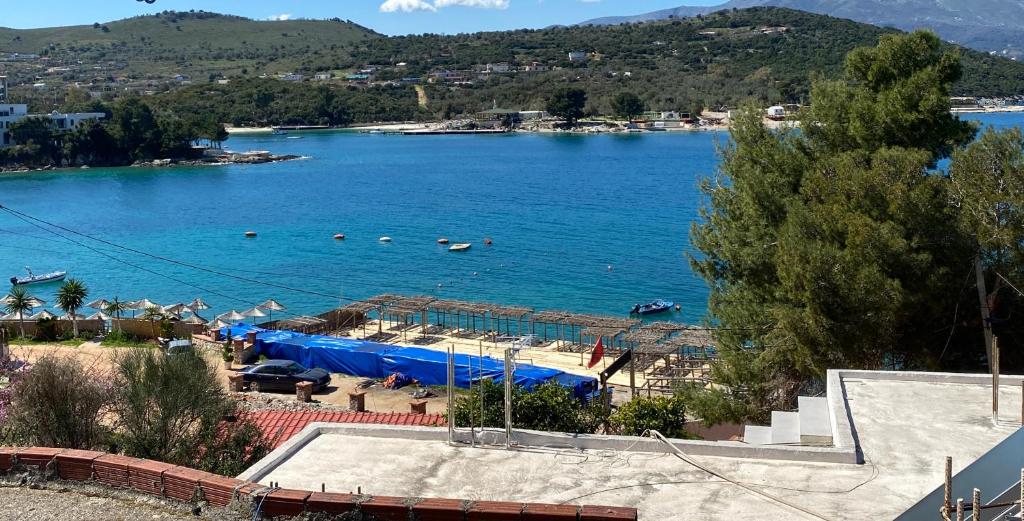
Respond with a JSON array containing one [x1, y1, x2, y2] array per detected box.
[[243, 371, 1024, 520]]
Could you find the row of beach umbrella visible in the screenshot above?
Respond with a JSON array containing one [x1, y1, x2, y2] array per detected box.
[[0, 295, 286, 329]]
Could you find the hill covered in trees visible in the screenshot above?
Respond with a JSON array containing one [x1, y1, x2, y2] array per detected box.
[[5, 8, 1024, 124], [581, 0, 1024, 60]]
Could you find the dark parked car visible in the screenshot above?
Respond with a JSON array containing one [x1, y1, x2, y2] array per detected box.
[[240, 360, 330, 393]]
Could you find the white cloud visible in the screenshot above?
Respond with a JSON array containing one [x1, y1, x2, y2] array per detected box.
[[267, 13, 293, 21], [380, 0, 437, 12], [433, 0, 510, 8], [380, 0, 509, 12]]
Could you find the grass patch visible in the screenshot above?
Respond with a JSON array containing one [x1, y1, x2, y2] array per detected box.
[[8, 337, 88, 347], [100, 330, 154, 348]]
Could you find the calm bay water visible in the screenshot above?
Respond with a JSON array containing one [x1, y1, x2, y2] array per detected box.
[[1, 112, 1021, 322]]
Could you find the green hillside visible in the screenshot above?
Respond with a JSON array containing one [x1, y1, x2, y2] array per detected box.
[[0, 11, 379, 78], [2, 8, 1022, 124]]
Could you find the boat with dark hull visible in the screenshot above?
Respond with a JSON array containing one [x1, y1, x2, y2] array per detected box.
[[630, 299, 673, 316]]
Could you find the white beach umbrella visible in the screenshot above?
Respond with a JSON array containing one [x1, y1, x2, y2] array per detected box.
[[241, 307, 267, 324], [26, 297, 46, 308], [217, 310, 246, 322], [86, 311, 112, 321], [259, 299, 286, 311], [128, 298, 159, 310], [32, 310, 56, 320], [189, 298, 211, 311], [258, 299, 285, 323], [211, 319, 229, 330], [58, 312, 86, 321], [1, 312, 20, 320]]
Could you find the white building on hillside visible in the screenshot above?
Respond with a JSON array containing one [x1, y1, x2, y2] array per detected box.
[[0, 77, 105, 147]]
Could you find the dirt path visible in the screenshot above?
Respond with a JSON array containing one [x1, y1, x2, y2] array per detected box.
[[414, 85, 428, 108], [8, 342, 449, 414]]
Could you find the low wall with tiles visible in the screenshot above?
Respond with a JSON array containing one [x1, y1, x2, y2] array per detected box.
[[0, 446, 637, 521]]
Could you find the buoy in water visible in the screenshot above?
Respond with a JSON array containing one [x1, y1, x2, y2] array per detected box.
[[379, 236, 392, 242], [473, 272, 478, 276], [607, 265, 613, 271], [437, 238, 450, 245], [334, 234, 346, 240], [245, 231, 257, 238], [674, 304, 681, 311], [484, 238, 493, 246]]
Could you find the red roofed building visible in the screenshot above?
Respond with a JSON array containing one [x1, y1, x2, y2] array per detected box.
[[250, 410, 447, 448]]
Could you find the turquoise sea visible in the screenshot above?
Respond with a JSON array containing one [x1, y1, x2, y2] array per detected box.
[[1, 112, 1022, 323]]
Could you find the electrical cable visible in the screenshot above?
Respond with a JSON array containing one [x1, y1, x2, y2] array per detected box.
[[647, 430, 834, 520], [939, 260, 978, 361], [0, 204, 353, 303], [1, 207, 262, 309]]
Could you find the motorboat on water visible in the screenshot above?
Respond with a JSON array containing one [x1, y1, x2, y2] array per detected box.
[[630, 299, 674, 316], [449, 243, 472, 252], [271, 127, 288, 135], [10, 267, 66, 286]]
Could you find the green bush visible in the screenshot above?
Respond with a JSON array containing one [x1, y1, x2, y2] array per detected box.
[[452, 379, 602, 434], [111, 348, 270, 475], [5, 356, 111, 449], [609, 395, 693, 439], [33, 317, 60, 342]]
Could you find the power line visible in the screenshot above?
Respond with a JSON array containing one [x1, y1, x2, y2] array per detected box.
[[1, 206, 260, 309], [1, 204, 352, 304]]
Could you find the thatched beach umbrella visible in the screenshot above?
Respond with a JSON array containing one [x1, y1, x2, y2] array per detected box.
[[258, 299, 285, 324], [189, 298, 210, 311], [210, 319, 229, 330], [32, 310, 56, 320], [241, 307, 267, 325], [182, 314, 208, 325], [162, 303, 188, 315], [129, 298, 159, 310], [86, 299, 110, 310], [217, 310, 246, 322]]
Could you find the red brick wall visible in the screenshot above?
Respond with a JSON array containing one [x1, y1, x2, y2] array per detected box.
[[0, 446, 638, 521]]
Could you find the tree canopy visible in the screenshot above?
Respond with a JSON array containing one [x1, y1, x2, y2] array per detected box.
[[546, 87, 587, 126], [689, 30, 990, 422]]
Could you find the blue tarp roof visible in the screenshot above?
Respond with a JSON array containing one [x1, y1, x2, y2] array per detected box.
[[222, 324, 598, 398]]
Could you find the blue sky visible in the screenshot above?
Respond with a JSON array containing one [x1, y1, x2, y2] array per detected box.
[[4, 0, 724, 34]]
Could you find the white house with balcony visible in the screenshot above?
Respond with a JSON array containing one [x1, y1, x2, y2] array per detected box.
[[0, 77, 105, 147]]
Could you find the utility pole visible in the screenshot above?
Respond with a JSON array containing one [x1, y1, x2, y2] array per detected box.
[[504, 348, 513, 449]]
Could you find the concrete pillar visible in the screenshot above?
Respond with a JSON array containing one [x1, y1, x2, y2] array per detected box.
[[409, 400, 427, 415], [246, 331, 257, 345], [211, 329, 221, 342], [228, 374, 244, 392], [296, 381, 313, 403], [349, 391, 366, 412]]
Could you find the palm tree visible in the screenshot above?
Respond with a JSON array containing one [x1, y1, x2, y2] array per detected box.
[[140, 305, 164, 340], [104, 297, 130, 332], [56, 278, 88, 338], [3, 286, 35, 339]]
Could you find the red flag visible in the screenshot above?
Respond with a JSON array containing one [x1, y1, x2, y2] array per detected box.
[[587, 336, 604, 369]]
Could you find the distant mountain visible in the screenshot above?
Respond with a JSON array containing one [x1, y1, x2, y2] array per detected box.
[[580, 0, 1024, 58]]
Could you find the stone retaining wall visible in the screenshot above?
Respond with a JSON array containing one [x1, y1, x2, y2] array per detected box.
[[0, 446, 637, 521]]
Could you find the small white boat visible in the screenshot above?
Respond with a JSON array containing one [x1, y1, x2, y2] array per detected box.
[[10, 267, 66, 286], [379, 236, 392, 242], [449, 243, 472, 252]]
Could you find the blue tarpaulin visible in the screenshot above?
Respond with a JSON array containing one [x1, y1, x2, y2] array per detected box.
[[222, 324, 598, 398]]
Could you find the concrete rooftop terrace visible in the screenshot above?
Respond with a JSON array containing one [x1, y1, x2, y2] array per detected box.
[[241, 371, 1024, 520]]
